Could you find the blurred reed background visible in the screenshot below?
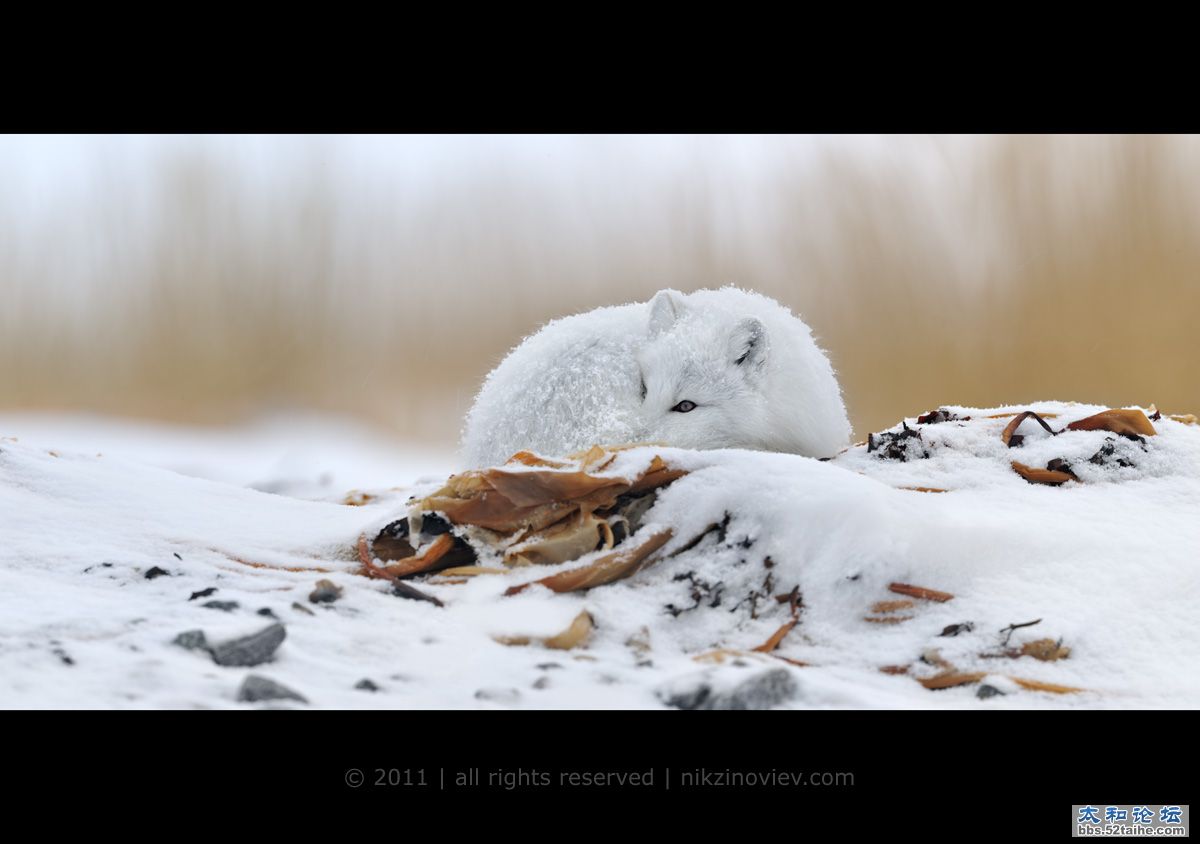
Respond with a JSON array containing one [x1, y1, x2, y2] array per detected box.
[[2, 134, 1197, 448]]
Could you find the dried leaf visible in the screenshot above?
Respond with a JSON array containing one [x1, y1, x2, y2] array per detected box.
[[544, 611, 595, 649], [1011, 461, 1078, 486], [1065, 408, 1157, 437], [415, 450, 684, 534], [898, 486, 949, 493], [919, 671, 987, 690], [888, 582, 954, 602], [505, 451, 571, 468], [985, 411, 1060, 419], [693, 649, 740, 664], [872, 599, 915, 613], [1009, 676, 1084, 694], [376, 533, 458, 577], [505, 528, 673, 595], [494, 610, 595, 650], [864, 615, 913, 624], [692, 649, 808, 668], [752, 618, 798, 653], [1019, 638, 1071, 661], [436, 565, 508, 577], [356, 534, 445, 606], [920, 649, 953, 669], [504, 512, 612, 567], [1000, 410, 1058, 446]]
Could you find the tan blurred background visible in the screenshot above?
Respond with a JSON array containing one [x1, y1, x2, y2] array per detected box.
[[2, 134, 1197, 449]]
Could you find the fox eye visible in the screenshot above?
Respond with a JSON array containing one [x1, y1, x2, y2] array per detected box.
[[671, 400, 697, 413]]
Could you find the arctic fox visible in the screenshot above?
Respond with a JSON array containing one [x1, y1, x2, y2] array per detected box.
[[459, 287, 852, 468]]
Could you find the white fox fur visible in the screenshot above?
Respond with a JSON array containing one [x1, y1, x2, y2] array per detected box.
[[459, 287, 852, 468]]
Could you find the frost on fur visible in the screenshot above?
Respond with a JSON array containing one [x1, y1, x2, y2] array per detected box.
[[459, 287, 852, 468]]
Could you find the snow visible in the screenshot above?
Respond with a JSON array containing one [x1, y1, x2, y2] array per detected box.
[[1, 402, 1197, 709]]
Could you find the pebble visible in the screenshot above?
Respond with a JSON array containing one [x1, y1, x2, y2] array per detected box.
[[665, 668, 798, 711], [210, 623, 286, 667], [144, 567, 170, 580], [238, 674, 307, 704], [474, 687, 521, 704], [173, 630, 210, 651], [189, 587, 217, 601], [202, 600, 239, 612], [355, 678, 380, 692], [309, 579, 343, 604]]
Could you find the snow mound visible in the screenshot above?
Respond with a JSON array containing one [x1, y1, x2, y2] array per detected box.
[[1, 401, 1197, 709]]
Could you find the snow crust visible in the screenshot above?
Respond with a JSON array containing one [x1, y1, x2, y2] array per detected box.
[[1, 401, 1196, 709]]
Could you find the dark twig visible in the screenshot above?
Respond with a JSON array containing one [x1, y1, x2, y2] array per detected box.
[[999, 618, 1041, 646]]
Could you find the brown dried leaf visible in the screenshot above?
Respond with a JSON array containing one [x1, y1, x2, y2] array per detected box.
[[505, 528, 673, 595], [504, 513, 611, 567], [1011, 461, 1077, 486], [436, 565, 509, 577], [888, 582, 954, 602], [985, 411, 1060, 419], [1000, 410, 1059, 446], [1065, 408, 1157, 437], [1019, 638, 1071, 661], [415, 450, 685, 535], [378, 533, 457, 577], [494, 610, 595, 650], [752, 618, 798, 653], [919, 671, 987, 690], [505, 451, 571, 468], [872, 599, 916, 613], [544, 611, 595, 650], [356, 534, 445, 607], [1009, 676, 1084, 694]]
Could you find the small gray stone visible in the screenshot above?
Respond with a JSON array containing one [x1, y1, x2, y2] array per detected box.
[[173, 629, 210, 651], [976, 684, 1006, 699], [309, 579, 343, 604], [202, 600, 239, 612], [238, 674, 307, 704], [706, 669, 797, 710], [663, 683, 713, 710], [355, 678, 380, 692], [665, 668, 798, 711], [474, 687, 521, 704], [210, 623, 286, 667]]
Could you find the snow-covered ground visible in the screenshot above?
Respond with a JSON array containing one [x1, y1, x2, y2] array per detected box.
[[1, 404, 1197, 709]]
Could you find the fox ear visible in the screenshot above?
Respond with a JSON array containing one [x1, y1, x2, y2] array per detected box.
[[730, 317, 768, 373], [648, 289, 685, 337]]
